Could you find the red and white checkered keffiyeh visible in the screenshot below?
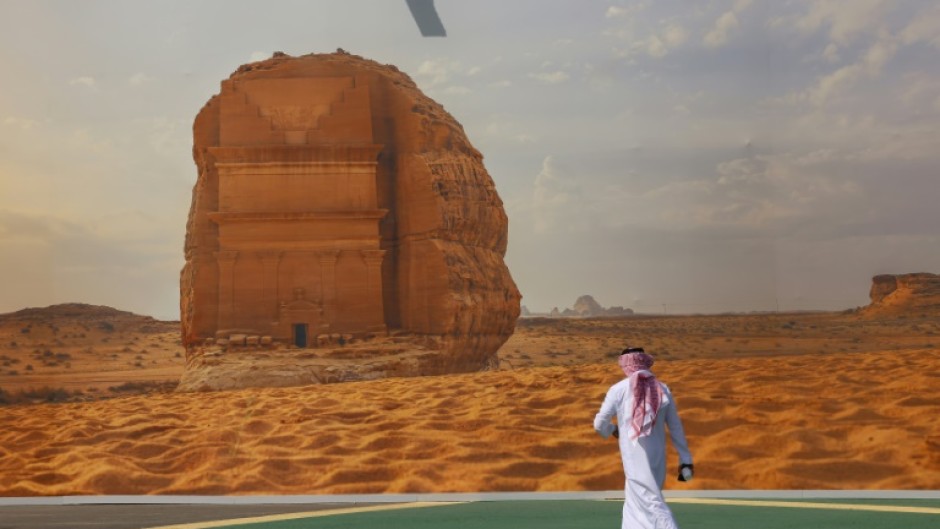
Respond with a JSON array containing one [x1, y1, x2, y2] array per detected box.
[[618, 352, 664, 440]]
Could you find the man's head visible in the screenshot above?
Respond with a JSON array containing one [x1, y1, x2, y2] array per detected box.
[[618, 346, 654, 376]]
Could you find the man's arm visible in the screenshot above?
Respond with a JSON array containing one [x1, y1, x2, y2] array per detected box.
[[663, 388, 693, 464], [593, 384, 619, 438]]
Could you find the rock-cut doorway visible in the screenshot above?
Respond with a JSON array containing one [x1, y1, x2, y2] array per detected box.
[[293, 323, 308, 348]]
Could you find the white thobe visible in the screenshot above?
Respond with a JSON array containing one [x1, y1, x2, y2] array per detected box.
[[594, 378, 692, 529]]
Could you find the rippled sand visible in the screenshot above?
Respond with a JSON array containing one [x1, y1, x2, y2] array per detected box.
[[2, 348, 938, 495]]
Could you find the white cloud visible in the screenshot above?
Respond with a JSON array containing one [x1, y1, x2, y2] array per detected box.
[[415, 59, 482, 94], [663, 24, 688, 48], [3, 117, 40, 130], [68, 76, 96, 88], [128, 73, 151, 86], [488, 80, 512, 88], [782, 0, 891, 46], [482, 117, 536, 145], [605, 6, 641, 20], [606, 6, 626, 19], [901, 3, 940, 48], [529, 71, 570, 84], [784, 32, 899, 107], [822, 43, 840, 63], [417, 59, 455, 87], [531, 155, 581, 233], [612, 21, 688, 59], [704, 11, 740, 48], [645, 35, 667, 58]]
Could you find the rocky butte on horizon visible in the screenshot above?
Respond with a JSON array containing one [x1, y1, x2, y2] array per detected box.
[[521, 294, 634, 318], [178, 50, 520, 391], [864, 272, 940, 316]]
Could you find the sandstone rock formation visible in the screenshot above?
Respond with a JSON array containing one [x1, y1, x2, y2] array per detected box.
[[572, 295, 604, 316], [542, 295, 634, 318], [863, 273, 940, 316], [0, 303, 168, 333], [179, 51, 520, 391]]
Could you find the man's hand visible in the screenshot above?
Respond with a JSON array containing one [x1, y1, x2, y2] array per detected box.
[[678, 463, 694, 482]]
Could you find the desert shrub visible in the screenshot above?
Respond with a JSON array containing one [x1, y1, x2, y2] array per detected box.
[[98, 321, 115, 332], [107, 380, 175, 394], [0, 386, 78, 405]]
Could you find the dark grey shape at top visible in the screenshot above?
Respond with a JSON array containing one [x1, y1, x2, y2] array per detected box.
[[406, 0, 447, 37]]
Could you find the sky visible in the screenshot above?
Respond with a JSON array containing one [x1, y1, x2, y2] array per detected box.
[[1, 0, 939, 319]]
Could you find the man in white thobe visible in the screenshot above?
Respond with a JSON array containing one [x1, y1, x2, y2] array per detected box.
[[594, 347, 693, 529]]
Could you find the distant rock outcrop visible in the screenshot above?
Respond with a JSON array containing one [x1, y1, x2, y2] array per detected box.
[[0, 303, 172, 333], [527, 296, 634, 318], [572, 295, 604, 316], [863, 273, 940, 316]]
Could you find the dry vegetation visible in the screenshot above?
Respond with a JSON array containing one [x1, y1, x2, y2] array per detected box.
[[0, 304, 183, 403], [500, 311, 940, 369], [0, 305, 938, 495]]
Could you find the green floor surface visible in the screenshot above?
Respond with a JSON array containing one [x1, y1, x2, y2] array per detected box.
[[214, 500, 940, 529]]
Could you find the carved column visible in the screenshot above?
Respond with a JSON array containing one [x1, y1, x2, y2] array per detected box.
[[259, 251, 282, 333], [216, 250, 239, 332], [318, 250, 340, 327], [360, 249, 387, 331]]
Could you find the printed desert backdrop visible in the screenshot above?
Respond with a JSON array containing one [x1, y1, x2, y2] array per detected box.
[[3, 0, 940, 499], [1, 276, 938, 495]]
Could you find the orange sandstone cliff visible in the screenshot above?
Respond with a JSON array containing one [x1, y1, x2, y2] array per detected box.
[[864, 273, 940, 316], [178, 51, 520, 391]]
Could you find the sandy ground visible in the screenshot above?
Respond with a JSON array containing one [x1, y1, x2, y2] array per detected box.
[[1, 309, 938, 495]]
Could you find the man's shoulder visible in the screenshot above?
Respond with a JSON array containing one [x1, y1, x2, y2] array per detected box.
[[607, 378, 630, 393]]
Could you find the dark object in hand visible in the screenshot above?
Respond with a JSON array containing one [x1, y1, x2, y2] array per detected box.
[[678, 463, 694, 482], [612, 425, 619, 439]]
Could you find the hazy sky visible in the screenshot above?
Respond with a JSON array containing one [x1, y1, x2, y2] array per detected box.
[[1, 0, 939, 319]]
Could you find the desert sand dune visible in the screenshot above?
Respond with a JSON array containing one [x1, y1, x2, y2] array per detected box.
[[1, 348, 938, 495]]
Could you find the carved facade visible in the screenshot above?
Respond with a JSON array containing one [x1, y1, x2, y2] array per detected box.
[[181, 52, 520, 388], [195, 75, 388, 345]]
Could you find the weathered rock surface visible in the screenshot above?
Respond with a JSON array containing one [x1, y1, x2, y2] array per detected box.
[[179, 51, 519, 391], [572, 295, 604, 316], [534, 295, 634, 318], [863, 273, 940, 316]]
